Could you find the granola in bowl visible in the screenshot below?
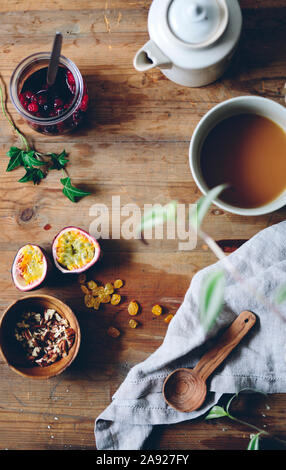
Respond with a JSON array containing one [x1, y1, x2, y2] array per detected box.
[[14, 308, 75, 367]]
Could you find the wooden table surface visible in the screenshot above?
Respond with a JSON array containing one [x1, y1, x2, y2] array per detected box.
[[1, 0, 286, 451]]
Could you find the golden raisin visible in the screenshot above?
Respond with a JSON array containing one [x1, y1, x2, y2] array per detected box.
[[87, 280, 97, 290], [152, 304, 162, 316], [114, 279, 124, 289], [93, 297, 101, 310], [81, 284, 90, 294], [129, 319, 138, 329], [105, 283, 114, 295], [92, 286, 105, 296], [99, 294, 111, 304], [128, 301, 139, 316], [84, 294, 95, 308], [107, 326, 120, 338], [164, 314, 174, 324], [111, 294, 121, 305]]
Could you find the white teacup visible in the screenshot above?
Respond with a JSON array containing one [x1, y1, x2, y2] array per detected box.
[[189, 96, 286, 216]]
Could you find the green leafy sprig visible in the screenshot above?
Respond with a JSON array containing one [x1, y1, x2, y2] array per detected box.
[[0, 79, 90, 202], [205, 389, 286, 450]]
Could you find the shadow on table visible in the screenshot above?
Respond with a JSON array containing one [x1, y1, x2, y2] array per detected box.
[[223, 6, 286, 98]]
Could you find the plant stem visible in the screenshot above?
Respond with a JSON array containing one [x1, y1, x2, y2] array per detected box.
[[0, 80, 29, 151], [198, 228, 286, 323], [227, 412, 286, 447]]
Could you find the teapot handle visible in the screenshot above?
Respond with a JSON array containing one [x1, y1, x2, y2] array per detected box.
[[133, 40, 172, 72]]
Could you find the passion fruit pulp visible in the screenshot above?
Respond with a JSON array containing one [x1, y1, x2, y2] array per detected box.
[[52, 227, 101, 274], [12, 244, 50, 291]]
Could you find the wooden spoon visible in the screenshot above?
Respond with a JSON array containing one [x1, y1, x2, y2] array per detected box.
[[162, 310, 256, 412]]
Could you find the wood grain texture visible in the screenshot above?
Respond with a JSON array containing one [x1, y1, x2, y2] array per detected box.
[[0, 0, 286, 450]]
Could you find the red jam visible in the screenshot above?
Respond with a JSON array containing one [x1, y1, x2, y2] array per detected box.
[[18, 66, 89, 135]]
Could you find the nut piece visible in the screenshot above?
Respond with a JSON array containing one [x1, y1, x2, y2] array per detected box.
[[152, 304, 162, 316], [111, 294, 121, 305], [129, 319, 138, 329], [164, 314, 174, 324], [14, 309, 75, 367], [114, 279, 124, 289], [128, 301, 139, 316], [107, 326, 120, 338]]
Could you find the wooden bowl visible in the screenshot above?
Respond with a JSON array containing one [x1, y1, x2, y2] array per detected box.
[[0, 294, 81, 379]]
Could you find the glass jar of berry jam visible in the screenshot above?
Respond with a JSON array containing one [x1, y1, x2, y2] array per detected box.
[[9, 52, 89, 135]]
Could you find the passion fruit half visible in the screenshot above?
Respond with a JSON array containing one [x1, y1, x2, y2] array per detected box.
[[52, 227, 101, 274], [12, 244, 50, 292]]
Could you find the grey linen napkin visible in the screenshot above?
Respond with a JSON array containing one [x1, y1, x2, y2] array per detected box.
[[95, 221, 286, 450]]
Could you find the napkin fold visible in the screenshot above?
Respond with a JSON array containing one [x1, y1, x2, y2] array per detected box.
[[95, 221, 286, 450]]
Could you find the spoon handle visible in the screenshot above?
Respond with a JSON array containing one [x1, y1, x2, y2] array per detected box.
[[193, 310, 256, 382], [47, 32, 63, 87]]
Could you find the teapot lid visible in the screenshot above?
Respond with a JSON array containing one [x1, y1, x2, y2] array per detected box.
[[168, 0, 228, 47], [147, 0, 242, 70]]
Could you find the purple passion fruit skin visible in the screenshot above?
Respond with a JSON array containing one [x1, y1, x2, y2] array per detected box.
[[12, 245, 51, 292], [52, 227, 101, 274]]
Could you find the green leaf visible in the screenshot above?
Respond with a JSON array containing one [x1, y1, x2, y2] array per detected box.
[[199, 269, 225, 331], [138, 200, 177, 233], [7, 146, 22, 158], [275, 285, 286, 304], [247, 433, 261, 450], [49, 150, 69, 170], [205, 405, 228, 420], [18, 168, 45, 185], [21, 150, 46, 169], [190, 184, 227, 230], [60, 177, 91, 202], [6, 147, 23, 171]]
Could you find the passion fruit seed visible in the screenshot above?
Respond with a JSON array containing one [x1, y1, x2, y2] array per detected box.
[[12, 244, 48, 292], [53, 228, 100, 273]]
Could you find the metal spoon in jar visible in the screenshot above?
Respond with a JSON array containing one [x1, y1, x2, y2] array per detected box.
[[36, 32, 63, 96], [46, 32, 63, 87]]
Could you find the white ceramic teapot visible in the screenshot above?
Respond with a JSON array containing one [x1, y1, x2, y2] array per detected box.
[[133, 0, 242, 87]]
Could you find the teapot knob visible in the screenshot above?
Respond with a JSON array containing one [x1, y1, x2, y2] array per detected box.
[[188, 3, 207, 23]]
